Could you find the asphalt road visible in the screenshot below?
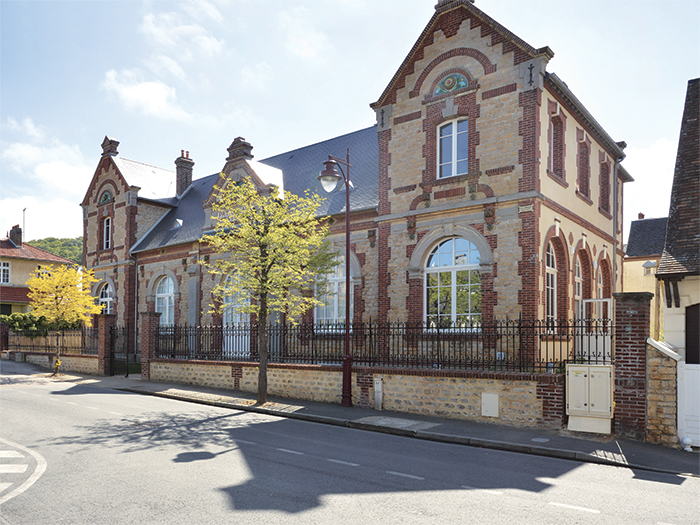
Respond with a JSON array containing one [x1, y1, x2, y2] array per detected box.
[[1, 369, 698, 524]]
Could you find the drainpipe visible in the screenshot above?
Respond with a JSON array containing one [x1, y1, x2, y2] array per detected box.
[[130, 252, 138, 359], [612, 159, 619, 296]]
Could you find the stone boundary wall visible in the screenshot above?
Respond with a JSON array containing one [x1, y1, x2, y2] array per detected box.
[[1, 351, 98, 375], [646, 344, 680, 446], [149, 359, 565, 428]]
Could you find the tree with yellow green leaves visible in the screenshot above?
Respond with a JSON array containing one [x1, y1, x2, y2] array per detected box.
[[201, 177, 337, 404], [26, 265, 104, 329]]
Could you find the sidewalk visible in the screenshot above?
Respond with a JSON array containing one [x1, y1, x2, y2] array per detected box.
[[6, 360, 699, 478]]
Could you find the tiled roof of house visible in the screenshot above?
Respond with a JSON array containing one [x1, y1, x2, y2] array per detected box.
[[0, 239, 74, 264], [626, 217, 667, 257], [0, 286, 30, 304], [131, 126, 379, 254], [658, 78, 700, 277]]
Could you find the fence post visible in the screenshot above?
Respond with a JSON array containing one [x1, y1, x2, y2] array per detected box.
[[140, 311, 161, 381], [96, 314, 116, 376], [613, 292, 653, 440]]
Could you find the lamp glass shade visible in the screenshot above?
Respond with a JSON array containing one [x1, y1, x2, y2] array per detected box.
[[317, 161, 342, 193]]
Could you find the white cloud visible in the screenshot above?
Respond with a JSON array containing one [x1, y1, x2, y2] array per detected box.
[[0, 195, 84, 241], [141, 12, 224, 60], [239, 62, 274, 90], [183, 0, 224, 25], [622, 138, 676, 239], [102, 69, 191, 121], [278, 7, 331, 61], [145, 54, 187, 80], [6, 117, 45, 140]]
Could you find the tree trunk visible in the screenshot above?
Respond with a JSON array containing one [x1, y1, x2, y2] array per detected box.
[[257, 295, 269, 404]]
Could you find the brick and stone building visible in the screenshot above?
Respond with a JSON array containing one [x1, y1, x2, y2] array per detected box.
[[81, 0, 632, 350], [0, 225, 74, 315]]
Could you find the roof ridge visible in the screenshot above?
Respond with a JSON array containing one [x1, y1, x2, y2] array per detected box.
[[117, 156, 174, 173]]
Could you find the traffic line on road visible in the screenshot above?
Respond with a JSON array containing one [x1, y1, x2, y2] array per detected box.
[[461, 485, 503, 494], [327, 459, 359, 467], [548, 502, 600, 514], [233, 439, 257, 446], [0, 465, 28, 474], [66, 401, 79, 406], [0, 482, 11, 493], [0, 438, 47, 506], [0, 451, 23, 458], [387, 471, 424, 480], [109, 412, 124, 416], [276, 448, 304, 455]]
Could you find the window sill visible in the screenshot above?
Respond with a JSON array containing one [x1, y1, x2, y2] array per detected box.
[[575, 190, 593, 206], [421, 173, 477, 188], [598, 207, 612, 219], [546, 170, 568, 188]]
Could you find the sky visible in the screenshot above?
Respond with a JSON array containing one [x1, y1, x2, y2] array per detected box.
[[1, 0, 698, 244]]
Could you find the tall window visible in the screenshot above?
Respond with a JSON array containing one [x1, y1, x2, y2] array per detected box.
[[223, 275, 248, 325], [103, 217, 111, 250], [599, 162, 610, 213], [577, 140, 590, 198], [98, 283, 114, 314], [315, 254, 353, 325], [438, 119, 469, 178], [574, 255, 582, 319], [425, 238, 481, 328], [0, 262, 9, 284], [548, 116, 565, 178], [545, 242, 557, 323], [597, 267, 604, 299], [155, 276, 175, 325]]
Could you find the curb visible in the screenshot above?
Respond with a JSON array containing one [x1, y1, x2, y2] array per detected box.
[[118, 387, 697, 478]]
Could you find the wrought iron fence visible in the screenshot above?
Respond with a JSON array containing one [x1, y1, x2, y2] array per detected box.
[[7, 328, 99, 355], [156, 318, 613, 373]]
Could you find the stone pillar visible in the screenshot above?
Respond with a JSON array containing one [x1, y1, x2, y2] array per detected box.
[[0, 323, 8, 353], [96, 314, 116, 376], [140, 311, 161, 380], [613, 292, 652, 440]]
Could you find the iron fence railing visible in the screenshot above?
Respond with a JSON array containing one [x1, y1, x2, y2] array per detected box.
[[7, 328, 99, 355], [156, 318, 613, 373]]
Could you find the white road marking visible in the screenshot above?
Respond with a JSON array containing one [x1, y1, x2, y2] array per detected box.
[[0, 465, 28, 474], [85, 406, 98, 410], [0, 482, 12, 493], [233, 439, 256, 445], [549, 502, 600, 514], [461, 485, 503, 494], [387, 471, 424, 480], [0, 438, 47, 505], [276, 448, 304, 455], [327, 459, 359, 467], [66, 402, 78, 406], [109, 412, 123, 416], [0, 451, 23, 458]]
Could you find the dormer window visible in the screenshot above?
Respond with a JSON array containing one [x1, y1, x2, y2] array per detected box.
[[438, 119, 469, 178], [99, 191, 112, 205]]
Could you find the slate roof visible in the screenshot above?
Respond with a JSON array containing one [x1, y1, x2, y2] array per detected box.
[[0, 239, 74, 264], [114, 157, 176, 200], [626, 218, 668, 257], [131, 126, 379, 253], [658, 78, 700, 277]]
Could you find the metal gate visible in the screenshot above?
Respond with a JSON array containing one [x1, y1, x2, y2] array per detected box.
[[110, 325, 130, 377]]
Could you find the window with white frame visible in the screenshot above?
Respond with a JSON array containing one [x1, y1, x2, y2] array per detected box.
[[315, 254, 353, 326], [425, 238, 481, 328], [438, 119, 469, 179], [597, 267, 604, 299], [98, 282, 114, 314], [103, 217, 111, 250], [223, 275, 248, 325], [0, 262, 9, 284], [574, 255, 582, 319], [155, 276, 175, 325], [545, 242, 557, 324]]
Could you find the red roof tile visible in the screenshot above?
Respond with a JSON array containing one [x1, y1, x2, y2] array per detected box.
[[0, 239, 74, 265], [0, 286, 30, 304]]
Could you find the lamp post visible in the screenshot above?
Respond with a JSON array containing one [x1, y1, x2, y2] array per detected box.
[[317, 148, 353, 407]]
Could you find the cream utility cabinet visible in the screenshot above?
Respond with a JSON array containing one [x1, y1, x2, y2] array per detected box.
[[566, 365, 614, 434]]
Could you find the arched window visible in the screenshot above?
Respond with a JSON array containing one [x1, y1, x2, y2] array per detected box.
[[98, 282, 114, 314], [574, 255, 582, 319], [315, 254, 353, 326], [545, 242, 557, 323], [597, 267, 604, 299], [155, 276, 175, 325], [223, 275, 248, 325], [425, 238, 481, 328], [438, 119, 469, 179]]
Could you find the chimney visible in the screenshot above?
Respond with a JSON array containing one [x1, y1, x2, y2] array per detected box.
[[226, 137, 254, 162], [638, 213, 645, 220], [101, 136, 120, 157], [9, 225, 22, 247], [175, 150, 194, 197]]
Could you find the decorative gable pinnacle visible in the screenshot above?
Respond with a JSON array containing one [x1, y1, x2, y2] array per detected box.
[[226, 137, 253, 162], [101, 136, 120, 157]]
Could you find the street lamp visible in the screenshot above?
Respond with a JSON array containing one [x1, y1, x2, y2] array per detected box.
[[317, 148, 353, 407]]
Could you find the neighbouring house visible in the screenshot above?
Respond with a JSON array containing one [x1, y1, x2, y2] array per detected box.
[[81, 0, 632, 352], [0, 225, 75, 316], [624, 213, 667, 339], [656, 78, 700, 447]]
